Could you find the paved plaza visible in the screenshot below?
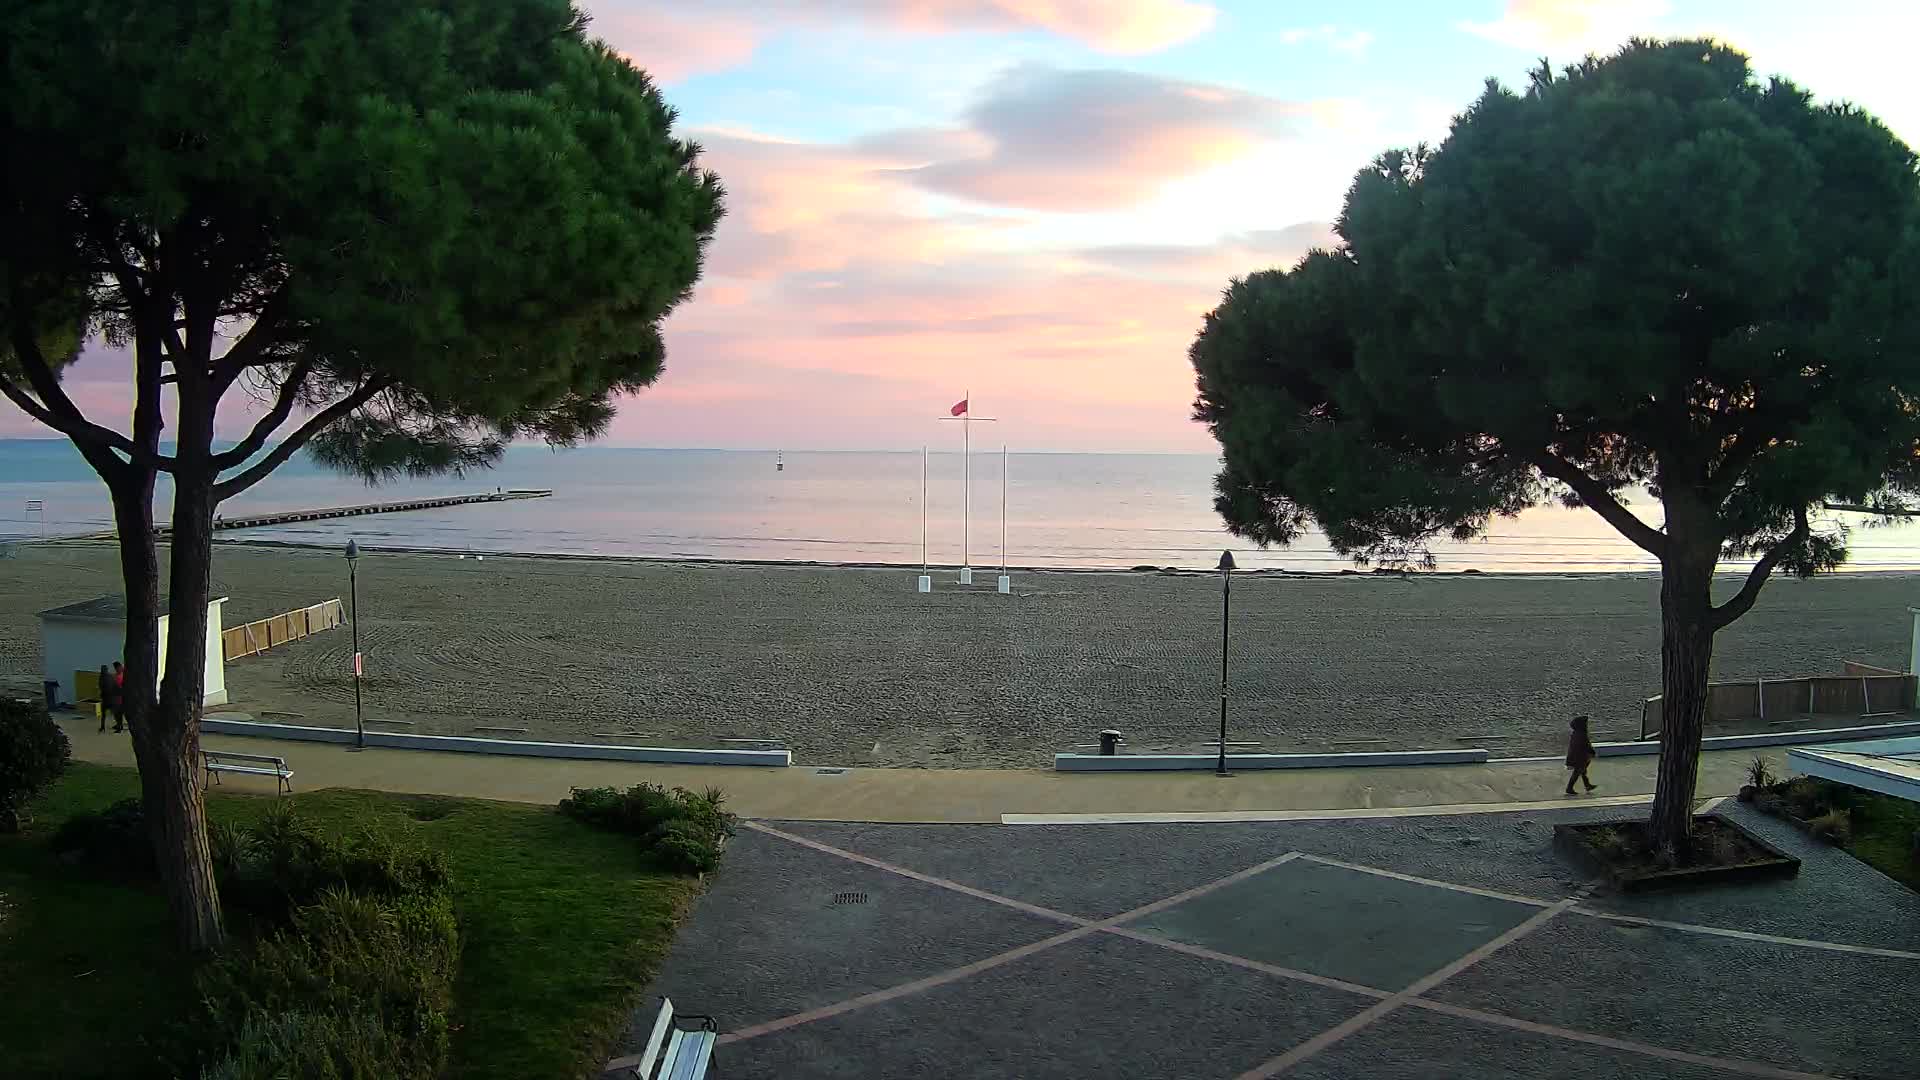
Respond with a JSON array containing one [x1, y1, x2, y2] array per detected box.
[[617, 803, 1920, 1079]]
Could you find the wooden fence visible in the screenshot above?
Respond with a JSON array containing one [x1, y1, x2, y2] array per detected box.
[[222, 598, 345, 661], [1639, 662, 1917, 738]]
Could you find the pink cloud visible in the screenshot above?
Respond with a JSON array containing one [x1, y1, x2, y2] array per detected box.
[[590, 7, 758, 84], [585, 0, 1217, 82], [877, 66, 1317, 211]]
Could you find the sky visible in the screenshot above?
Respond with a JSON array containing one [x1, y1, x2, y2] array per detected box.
[[12, 0, 1919, 452]]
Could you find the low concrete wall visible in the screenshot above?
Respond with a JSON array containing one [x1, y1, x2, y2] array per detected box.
[[199, 717, 791, 767], [1596, 720, 1920, 758], [1054, 748, 1490, 772]]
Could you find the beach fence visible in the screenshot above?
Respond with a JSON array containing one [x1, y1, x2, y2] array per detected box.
[[1638, 661, 1917, 739], [222, 599, 345, 661]]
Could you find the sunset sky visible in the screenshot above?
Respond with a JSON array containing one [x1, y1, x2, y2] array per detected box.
[[14, 1, 1917, 452]]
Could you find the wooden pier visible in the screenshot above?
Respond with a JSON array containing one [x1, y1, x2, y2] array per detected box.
[[207, 489, 552, 533]]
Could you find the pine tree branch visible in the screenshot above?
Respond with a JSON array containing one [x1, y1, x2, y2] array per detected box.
[[5, 317, 169, 471], [211, 356, 315, 469], [1529, 450, 1668, 556], [1711, 506, 1810, 631], [212, 378, 387, 502]]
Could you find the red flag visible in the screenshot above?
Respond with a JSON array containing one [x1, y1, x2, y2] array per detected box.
[[950, 398, 968, 416]]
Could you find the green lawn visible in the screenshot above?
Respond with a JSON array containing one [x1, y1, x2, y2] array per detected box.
[[0, 763, 703, 1080], [1840, 787, 1920, 892]]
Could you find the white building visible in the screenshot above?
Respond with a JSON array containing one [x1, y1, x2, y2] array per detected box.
[[38, 594, 229, 707]]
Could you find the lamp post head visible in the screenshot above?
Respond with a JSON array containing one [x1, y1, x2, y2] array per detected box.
[[1217, 550, 1236, 573], [345, 539, 359, 562]]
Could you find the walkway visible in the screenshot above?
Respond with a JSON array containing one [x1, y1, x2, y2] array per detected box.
[[620, 803, 1919, 1078], [58, 713, 1781, 823]]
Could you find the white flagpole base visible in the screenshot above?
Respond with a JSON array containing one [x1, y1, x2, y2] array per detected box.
[[959, 566, 973, 585], [917, 574, 932, 593], [996, 574, 1010, 594]]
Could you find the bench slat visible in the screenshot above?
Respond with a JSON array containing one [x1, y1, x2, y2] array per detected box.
[[663, 1031, 715, 1080], [635, 998, 675, 1078], [206, 764, 289, 777]]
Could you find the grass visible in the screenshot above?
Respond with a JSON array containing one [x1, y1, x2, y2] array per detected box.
[[1758, 775, 1920, 893], [0, 763, 704, 1080], [1838, 789, 1920, 892]]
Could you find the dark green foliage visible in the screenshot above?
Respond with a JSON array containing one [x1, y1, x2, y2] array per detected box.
[[1193, 39, 1920, 571], [559, 783, 735, 874], [0, 699, 70, 829], [50, 797, 153, 873], [1, 0, 724, 482], [1191, 39, 1920, 851], [1807, 808, 1853, 846], [1, 3, 723, 947], [218, 803, 451, 926], [199, 888, 460, 1080], [1747, 757, 1779, 790], [198, 807, 459, 1079]]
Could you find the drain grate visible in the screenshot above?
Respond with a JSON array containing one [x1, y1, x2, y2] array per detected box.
[[831, 891, 868, 906], [815, 767, 848, 776]]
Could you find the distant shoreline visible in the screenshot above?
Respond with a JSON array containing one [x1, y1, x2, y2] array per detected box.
[[22, 532, 1920, 580]]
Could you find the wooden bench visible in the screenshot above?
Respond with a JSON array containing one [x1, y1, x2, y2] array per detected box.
[[630, 998, 716, 1080], [201, 749, 294, 795]]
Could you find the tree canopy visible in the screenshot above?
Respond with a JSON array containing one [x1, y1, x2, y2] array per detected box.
[[1191, 39, 1920, 854], [0, 0, 723, 949], [1195, 39, 1920, 581], [2, 0, 723, 486]]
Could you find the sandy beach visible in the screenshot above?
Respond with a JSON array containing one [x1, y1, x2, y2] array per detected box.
[[2, 542, 1912, 768]]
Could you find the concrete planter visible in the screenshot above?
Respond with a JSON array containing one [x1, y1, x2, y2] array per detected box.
[[1553, 815, 1800, 893]]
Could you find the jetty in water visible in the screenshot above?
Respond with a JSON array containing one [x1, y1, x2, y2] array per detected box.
[[206, 489, 553, 533]]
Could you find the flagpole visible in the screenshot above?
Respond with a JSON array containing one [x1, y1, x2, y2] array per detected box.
[[963, 387, 970, 576], [921, 445, 928, 571], [1001, 442, 1007, 573]]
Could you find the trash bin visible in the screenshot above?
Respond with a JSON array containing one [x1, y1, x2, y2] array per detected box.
[[1098, 729, 1123, 756], [43, 680, 60, 711]]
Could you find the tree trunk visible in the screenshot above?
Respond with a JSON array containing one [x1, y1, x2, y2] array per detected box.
[[1648, 545, 1717, 860], [143, 355, 227, 951]]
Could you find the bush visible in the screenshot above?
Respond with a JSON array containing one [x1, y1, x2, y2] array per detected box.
[[219, 804, 450, 924], [1807, 809, 1853, 846], [200, 888, 459, 1080], [558, 783, 736, 874], [0, 698, 71, 831], [1746, 756, 1778, 790], [200, 1009, 399, 1080], [50, 797, 153, 872]]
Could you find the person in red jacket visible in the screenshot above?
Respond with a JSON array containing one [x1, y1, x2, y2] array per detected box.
[[1564, 714, 1597, 796], [109, 661, 127, 733]]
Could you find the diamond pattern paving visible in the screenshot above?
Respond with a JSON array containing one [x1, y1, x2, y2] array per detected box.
[[1123, 858, 1544, 991]]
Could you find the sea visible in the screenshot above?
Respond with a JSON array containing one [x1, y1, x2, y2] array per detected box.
[[3, 439, 1918, 573]]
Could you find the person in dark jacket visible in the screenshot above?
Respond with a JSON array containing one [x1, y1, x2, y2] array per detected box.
[[109, 661, 127, 733], [97, 664, 115, 733], [1565, 714, 1597, 795]]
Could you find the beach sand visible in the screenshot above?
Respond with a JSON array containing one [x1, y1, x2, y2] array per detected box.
[[2, 542, 1912, 768]]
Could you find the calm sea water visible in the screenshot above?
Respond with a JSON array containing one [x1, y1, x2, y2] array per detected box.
[[3, 440, 1917, 572]]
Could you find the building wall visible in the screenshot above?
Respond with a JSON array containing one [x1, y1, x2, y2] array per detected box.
[[39, 619, 129, 706], [42, 598, 229, 707]]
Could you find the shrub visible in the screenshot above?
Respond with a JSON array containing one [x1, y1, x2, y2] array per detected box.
[[0, 698, 71, 831], [648, 817, 724, 874], [50, 797, 153, 872], [200, 888, 459, 1080], [1807, 809, 1853, 846], [1746, 757, 1778, 790], [219, 804, 450, 924], [558, 783, 736, 874], [200, 1009, 399, 1080]]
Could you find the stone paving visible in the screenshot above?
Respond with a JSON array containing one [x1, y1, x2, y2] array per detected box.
[[616, 802, 1920, 1079]]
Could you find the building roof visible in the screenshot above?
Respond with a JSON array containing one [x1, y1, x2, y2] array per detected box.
[[1789, 736, 1920, 804], [38, 593, 228, 622]]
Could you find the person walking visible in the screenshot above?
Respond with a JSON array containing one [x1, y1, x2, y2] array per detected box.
[[1564, 714, 1597, 795], [96, 664, 115, 733], [109, 661, 127, 733]]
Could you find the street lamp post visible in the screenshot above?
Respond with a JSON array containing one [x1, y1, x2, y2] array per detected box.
[[346, 540, 364, 749], [1216, 549, 1235, 777]]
